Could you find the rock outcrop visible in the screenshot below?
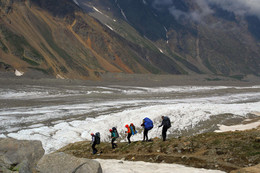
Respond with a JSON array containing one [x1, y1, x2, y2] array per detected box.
[[0, 138, 103, 173], [36, 152, 102, 173], [0, 138, 45, 173], [230, 164, 260, 173]]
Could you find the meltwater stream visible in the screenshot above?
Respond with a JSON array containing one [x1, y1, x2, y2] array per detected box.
[[0, 84, 260, 153]]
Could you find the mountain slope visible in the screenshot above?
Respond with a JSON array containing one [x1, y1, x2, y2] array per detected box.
[[0, 0, 185, 79], [76, 0, 260, 76], [0, 0, 259, 79]]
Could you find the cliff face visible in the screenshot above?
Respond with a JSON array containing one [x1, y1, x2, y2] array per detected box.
[[77, 0, 260, 76], [0, 0, 184, 79], [0, 0, 259, 79]]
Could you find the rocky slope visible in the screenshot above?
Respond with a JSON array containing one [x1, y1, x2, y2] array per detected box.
[[0, 0, 184, 80], [0, 0, 259, 79], [59, 127, 260, 173], [76, 0, 260, 76]]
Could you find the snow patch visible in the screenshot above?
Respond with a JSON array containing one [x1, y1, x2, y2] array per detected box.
[[93, 7, 103, 14], [158, 48, 164, 53], [0, 134, 6, 138], [56, 74, 65, 79], [96, 159, 225, 173], [105, 24, 114, 31], [73, 0, 79, 6], [15, 70, 24, 76], [215, 120, 260, 132]]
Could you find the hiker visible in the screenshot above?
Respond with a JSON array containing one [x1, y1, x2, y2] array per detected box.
[[141, 117, 153, 142], [125, 124, 132, 144], [130, 123, 137, 135], [110, 127, 119, 149], [91, 132, 100, 154], [158, 116, 171, 141]]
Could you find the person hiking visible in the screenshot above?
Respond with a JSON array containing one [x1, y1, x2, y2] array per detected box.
[[130, 123, 137, 135], [141, 117, 153, 142], [110, 127, 118, 149], [158, 116, 171, 141], [125, 124, 132, 144], [91, 133, 98, 154]]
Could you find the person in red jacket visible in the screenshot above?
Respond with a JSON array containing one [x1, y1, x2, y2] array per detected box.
[[125, 124, 132, 144]]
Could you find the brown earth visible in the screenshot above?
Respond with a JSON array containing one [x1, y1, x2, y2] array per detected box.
[[59, 127, 260, 173]]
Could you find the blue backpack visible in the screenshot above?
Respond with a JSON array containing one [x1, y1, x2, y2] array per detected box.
[[144, 117, 153, 130]]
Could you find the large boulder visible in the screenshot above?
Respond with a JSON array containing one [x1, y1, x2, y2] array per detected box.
[[36, 152, 102, 173], [230, 164, 260, 173], [0, 138, 45, 173]]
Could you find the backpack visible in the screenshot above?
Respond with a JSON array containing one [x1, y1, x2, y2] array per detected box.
[[112, 127, 119, 138], [95, 132, 100, 144], [130, 125, 137, 135], [165, 117, 171, 128], [144, 117, 153, 130]]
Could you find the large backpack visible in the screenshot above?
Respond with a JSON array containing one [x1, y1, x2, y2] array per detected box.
[[112, 127, 119, 138], [165, 116, 171, 128], [130, 124, 137, 135], [144, 117, 153, 130], [95, 132, 100, 144]]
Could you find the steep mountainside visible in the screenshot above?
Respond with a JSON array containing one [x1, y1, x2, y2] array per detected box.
[[76, 0, 260, 76], [0, 0, 259, 79], [0, 0, 184, 79]]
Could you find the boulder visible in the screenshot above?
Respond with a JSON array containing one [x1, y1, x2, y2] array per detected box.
[[230, 164, 260, 173], [0, 138, 45, 173], [36, 152, 102, 173]]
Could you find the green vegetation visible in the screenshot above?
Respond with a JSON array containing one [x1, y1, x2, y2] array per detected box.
[[229, 75, 244, 81], [59, 66, 68, 73], [0, 39, 8, 53], [165, 47, 200, 74], [203, 58, 217, 74], [9, 164, 19, 171], [205, 77, 221, 81], [22, 56, 40, 66], [28, 67, 52, 75], [0, 25, 44, 65]]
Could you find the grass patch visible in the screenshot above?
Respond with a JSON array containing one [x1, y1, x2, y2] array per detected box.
[[165, 47, 199, 74], [0, 39, 8, 53], [205, 78, 221, 81], [229, 75, 244, 81], [28, 67, 52, 75], [0, 25, 44, 63], [22, 56, 40, 66]]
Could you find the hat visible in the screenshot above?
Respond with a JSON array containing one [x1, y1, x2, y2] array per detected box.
[[125, 124, 129, 128], [91, 133, 94, 136], [130, 123, 134, 126], [109, 129, 112, 132]]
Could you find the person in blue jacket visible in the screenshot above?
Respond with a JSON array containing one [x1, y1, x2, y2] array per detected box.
[[141, 117, 153, 142]]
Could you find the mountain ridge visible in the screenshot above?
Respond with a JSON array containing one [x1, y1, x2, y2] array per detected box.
[[0, 0, 259, 79]]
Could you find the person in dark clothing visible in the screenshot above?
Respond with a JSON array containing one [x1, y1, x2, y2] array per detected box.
[[158, 116, 171, 141], [125, 124, 132, 144], [109, 129, 118, 149], [141, 118, 153, 142], [91, 133, 98, 154], [141, 120, 148, 141]]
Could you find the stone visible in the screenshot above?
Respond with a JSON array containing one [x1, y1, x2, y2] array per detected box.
[[36, 152, 102, 173], [0, 138, 45, 173], [230, 163, 260, 173], [255, 137, 260, 142]]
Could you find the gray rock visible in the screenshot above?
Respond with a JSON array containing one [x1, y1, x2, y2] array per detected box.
[[0, 138, 45, 173], [36, 152, 102, 173]]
